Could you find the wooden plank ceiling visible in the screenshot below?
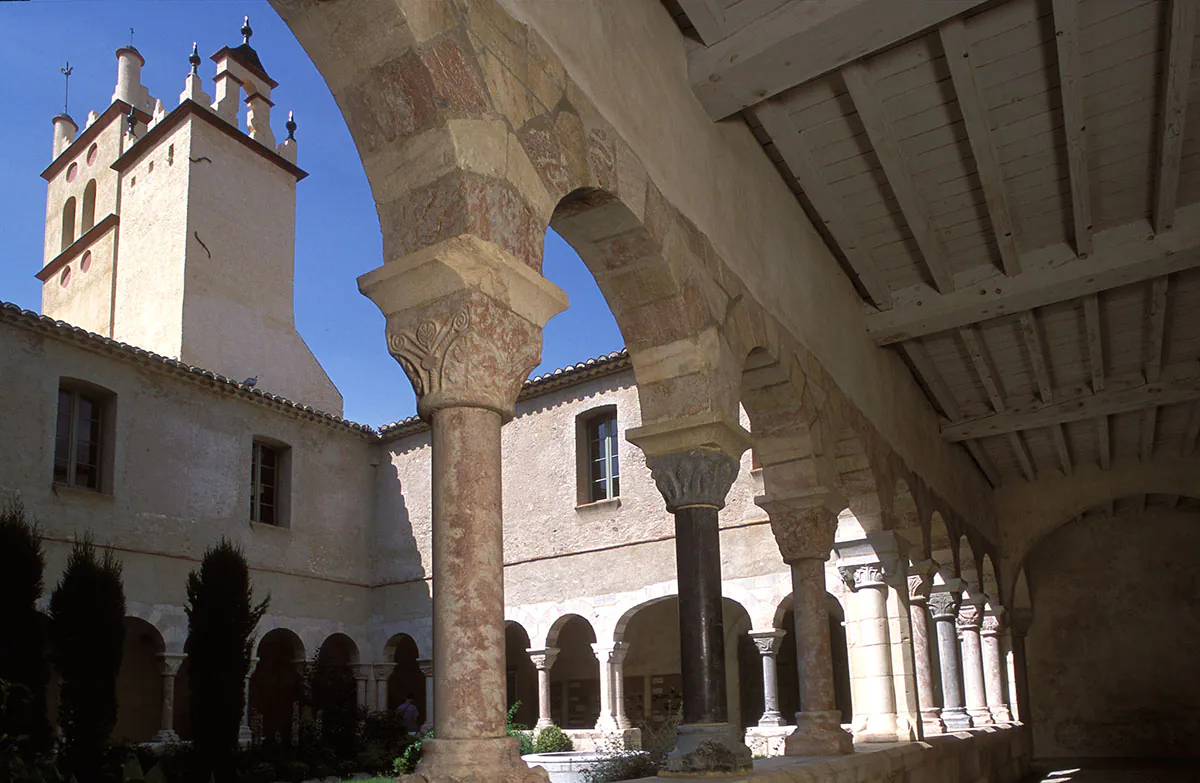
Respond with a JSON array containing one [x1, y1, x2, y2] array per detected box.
[[667, 0, 1200, 486]]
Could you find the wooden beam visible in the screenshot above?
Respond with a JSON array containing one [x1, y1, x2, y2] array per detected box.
[[754, 100, 893, 308], [939, 17, 1021, 276], [688, 0, 990, 120], [1098, 414, 1111, 470], [1164, 494, 1181, 510], [1154, 0, 1197, 234], [1146, 276, 1170, 384], [1008, 431, 1036, 481], [843, 61, 956, 294], [940, 366, 1200, 441], [1085, 293, 1105, 392], [1051, 423, 1072, 476], [899, 340, 961, 421], [960, 326, 1005, 411], [677, 0, 726, 46], [1141, 407, 1159, 461], [1183, 400, 1200, 456], [865, 206, 1200, 344], [1020, 310, 1053, 403], [1135, 493, 1148, 515], [965, 439, 1002, 487], [1051, 0, 1092, 257]]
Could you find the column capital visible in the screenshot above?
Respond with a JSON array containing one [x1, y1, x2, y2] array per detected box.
[[351, 663, 372, 682], [928, 590, 961, 620], [907, 560, 937, 602], [981, 613, 1005, 636], [1009, 607, 1033, 636], [416, 658, 434, 678], [526, 647, 559, 671], [839, 562, 889, 591], [757, 492, 843, 563], [374, 662, 397, 682], [748, 629, 786, 655], [591, 642, 629, 665], [358, 236, 568, 421], [160, 652, 187, 677], [643, 448, 741, 512], [956, 602, 984, 630]]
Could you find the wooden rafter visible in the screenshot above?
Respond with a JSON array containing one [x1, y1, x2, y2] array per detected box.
[[1154, 0, 1197, 234], [960, 326, 1005, 412], [754, 100, 893, 308], [1141, 407, 1159, 462], [1020, 310, 1053, 403], [1136, 493, 1148, 515], [865, 208, 1200, 344], [677, 0, 726, 46], [1051, 0, 1092, 257], [965, 439, 1002, 487], [843, 61, 956, 294], [1051, 424, 1072, 476], [939, 17, 1021, 276], [1084, 293, 1105, 393], [900, 340, 961, 421], [1183, 400, 1200, 456], [1098, 415, 1112, 470], [1146, 276, 1170, 384], [1008, 431, 1036, 482], [940, 367, 1200, 441]]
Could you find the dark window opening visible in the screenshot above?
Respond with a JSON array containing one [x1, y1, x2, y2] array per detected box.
[[54, 387, 105, 490], [586, 411, 620, 502]]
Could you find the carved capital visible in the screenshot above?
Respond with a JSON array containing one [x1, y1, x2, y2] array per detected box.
[[758, 493, 841, 563], [840, 563, 888, 592], [645, 449, 739, 511], [526, 647, 559, 671], [417, 659, 433, 678], [906, 560, 936, 602], [981, 615, 1003, 636], [160, 652, 187, 678], [956, 603, 983, 630], [374, 662, 397, 682], [351, 663, 372, 682], [928, 591, 961, 620], [748, 629, 786, 656]]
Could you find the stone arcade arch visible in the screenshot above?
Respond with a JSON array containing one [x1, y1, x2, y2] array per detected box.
[[114, 616, 166, 743], [504, 621, 538, 729], [384, 632, 426, 720], [768, 593, 852, 725], [545, 614, 598, 730], [251, 627, 306, 742]]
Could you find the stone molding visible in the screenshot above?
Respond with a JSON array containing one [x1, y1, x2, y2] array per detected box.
[[928, 591, 961, 620], [748, 629, 786, 655], [417, 659, 433, 678], [526, 647, 559, 671], [644, 448, 740, 511]]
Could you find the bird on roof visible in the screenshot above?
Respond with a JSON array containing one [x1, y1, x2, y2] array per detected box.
[[242, 376, 258, 388]]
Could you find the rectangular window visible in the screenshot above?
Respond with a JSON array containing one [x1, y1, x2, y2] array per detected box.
[[587, 412, 620, 502], [250, 441, 279, 526], [53, 387, 105, 491]]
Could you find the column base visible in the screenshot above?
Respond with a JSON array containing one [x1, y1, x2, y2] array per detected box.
[[419, 721, 434, 735], [237, 723, 252, 746], [399, 737, 549, 783], [152, 729, 179, 744], [851, 712, 900, 744], [920, 708, 946, 736], [990, 706, 1013, 723], [756, 709, 787, 728], [968, 708, 994, 726], [661, 723, 753, 777], [941, 707, 973, 731], [784, 711, 853, 757], [745, 725, 794, 758], [535, 718, 554, 731]]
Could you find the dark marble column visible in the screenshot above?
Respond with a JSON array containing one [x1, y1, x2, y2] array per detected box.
[[929, 590, 972, 730]]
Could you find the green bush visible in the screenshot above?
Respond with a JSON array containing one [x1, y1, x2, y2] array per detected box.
[[50, 536, 126, 782], [506, 701, 534, 756], [394, 730, 432, 775], [0, 500, 52, 761], [533, 724, 574, 753], [186, 539, 268, 782], [579, 751, 657, 783]]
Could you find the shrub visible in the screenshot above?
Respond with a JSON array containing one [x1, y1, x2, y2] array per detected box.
[[306, 645, 358, 761], [533, 724, 574, 753], [580, 751, 658, 783], [50, 536, 126, 782], [506, 701, 534, 756], [394, 730, 432, 775], [186, 538, 268, 782], [0, 500, 52, 759]]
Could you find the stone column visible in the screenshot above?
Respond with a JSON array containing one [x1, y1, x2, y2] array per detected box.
[[154, 653, 186, 743], [748, 630, 787, 727], [359, 237, 566, 783], [612, 642, 632, 730], [239, 659, 258, 745], [352, 664, 372, 711], [627, 421, 754, 775], [958, 599, 993, 726], [1008, 610, 1032, 724], [840, 563, 900, 742], [527, 648, 559, 731], [418, 659, 435, 733], [374, 663, 395, 713], [929, 589, 971, 730], [760, 497, 854, 756], [907, 567, 944, 736], [981, 615, 1012, 723]]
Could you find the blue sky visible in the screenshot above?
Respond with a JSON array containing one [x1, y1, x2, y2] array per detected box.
[[0, 1, 624, 426]]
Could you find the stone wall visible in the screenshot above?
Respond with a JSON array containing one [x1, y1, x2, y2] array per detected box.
[[1024, 509, 1200, 757]]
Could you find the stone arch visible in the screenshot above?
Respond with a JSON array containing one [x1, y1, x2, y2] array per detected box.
[[383, 628, 428, 661], [957, 535, 980, 592], [384, 633, 425, 717], [504, 621, 538, 728], [61, 196, 76, 251], [317, 632, 360, 665], [81, 179, 97, 233], [929, 511, 955, 584], [770, 593, 853, 724], [251, 627, 306, 741], [980, 554, 1001, 609], [115, 616, 166, 743], [544, 614, 599, 729]]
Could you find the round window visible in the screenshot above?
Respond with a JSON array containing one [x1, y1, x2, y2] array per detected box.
[[66, 162, 78, 182], [81, 251, 92, 272], [60, 266, 71, 287], [87, 144, 99, 165]]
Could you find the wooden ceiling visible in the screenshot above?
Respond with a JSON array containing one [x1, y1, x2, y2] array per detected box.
[[667, 0, 1200, 486]]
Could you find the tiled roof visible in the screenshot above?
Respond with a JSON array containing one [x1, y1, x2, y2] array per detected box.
[[2, 302, 631, 441]]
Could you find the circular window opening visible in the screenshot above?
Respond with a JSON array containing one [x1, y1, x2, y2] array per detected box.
[[66, 162, 78, 182], [81, 251, 92, 272], [87, 144, 99, 165], [59, 266, 71, 287]]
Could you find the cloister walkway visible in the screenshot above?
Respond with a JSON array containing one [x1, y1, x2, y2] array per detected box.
[[1021, 759, 1200, 783]]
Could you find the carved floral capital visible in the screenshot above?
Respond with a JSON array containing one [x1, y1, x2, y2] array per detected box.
[[928, 591, 961, 620], [417, 659, 434, 678], [645, 449, 739, 511], [758, 495, 840, 563], [748, 629, 786, 656], [526, 648, 559, 671], [956, 603, 983, 630], [840, 563, 888, 592]]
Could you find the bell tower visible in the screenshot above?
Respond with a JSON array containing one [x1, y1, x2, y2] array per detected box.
[[38, 20, 342, 416]]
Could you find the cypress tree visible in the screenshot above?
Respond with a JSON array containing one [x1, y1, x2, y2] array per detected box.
[[186, 538, 268, 781], [0, 499, 52, 759], [50, 536, 126, 781]]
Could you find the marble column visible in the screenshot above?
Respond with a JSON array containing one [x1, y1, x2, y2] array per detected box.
[[418, 659, 434, 733], [527, 648, 559, 731], [239, 659, 258, 745], [748, 629, 787, 727], [629, 438, 753, 775], [352, 664, 372, 711], [360, 243, 566, 783], [760, 497, 854, 756], [1008, 610, 1032, 723], [981, 615, 1012, 723], [592, 644, 632, 733], [154, 653, 186, 743], [374, 663, 395, 713], [958, 599, 993, 726], [612, 642, 632, 730], [929, 590, 971, 730], [840, 563, 900, 742], [907, 568, 944, 736]]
